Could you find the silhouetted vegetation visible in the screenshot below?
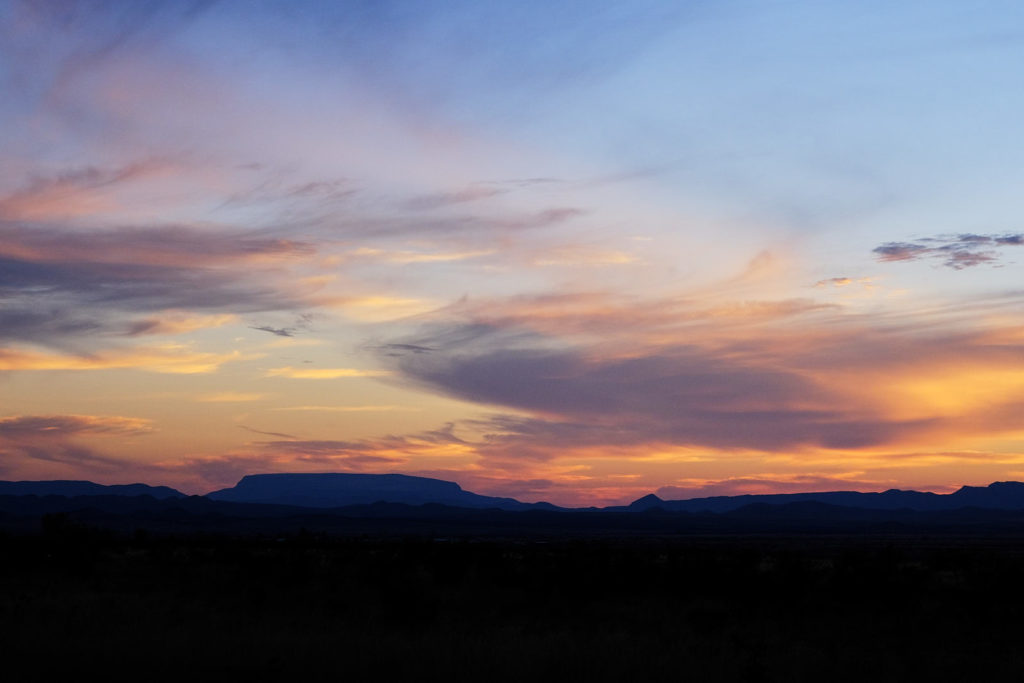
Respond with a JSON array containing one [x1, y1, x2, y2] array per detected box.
[[5, 529, 1024, 681]]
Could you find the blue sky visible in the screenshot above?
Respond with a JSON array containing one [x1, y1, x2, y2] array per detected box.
[[3, 0, 1024, 504]]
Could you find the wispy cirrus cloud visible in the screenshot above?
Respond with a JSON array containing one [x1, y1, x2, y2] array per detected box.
[[271, 405, 410, 412], [238, 425, 299, 440], [0, 414, 154, 439], [0, 344, 255, 374], [0, 162, 170, 221], [0, 414, 155, 479], [248, 313, 315, 339], [0, 223, 313, 267], [126, 312, 237, 337], [402, 184, 506, 210], [249, 325, 297, 338], [0, 221, 315, 347], [251, 422, 469, 466], [344, 246, 496, 265]]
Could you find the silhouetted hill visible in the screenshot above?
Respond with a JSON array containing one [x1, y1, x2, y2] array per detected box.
[[949, 481, 1024, 508], [628, 493, 665, 510], [10, 476, 1024, 538], [626, 481, 1024, 513], [9, 491, 1024, 537], [206, 472, 559, 511], [0, 480, 184, 499]]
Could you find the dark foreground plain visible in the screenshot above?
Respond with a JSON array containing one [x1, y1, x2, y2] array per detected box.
[[6, 524, 1024, 682]]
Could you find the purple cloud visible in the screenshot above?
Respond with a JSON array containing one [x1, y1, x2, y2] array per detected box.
[[874, 233, 1023, 269]]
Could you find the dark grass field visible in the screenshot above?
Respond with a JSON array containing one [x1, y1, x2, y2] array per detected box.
[[5, 525, 1024, 682]]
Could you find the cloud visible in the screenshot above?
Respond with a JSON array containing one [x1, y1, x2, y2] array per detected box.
[[0, 414, 154, 439], [326, 206, 585, 241], [217, 176, 356, 210], [0, 344, 254, 374], [265, 366, 391, 379], [239, 425, 299, 440], [319, 296, 438, 322], [346, 246, 495, 264], [250, 325, 295, 337], [0, 307, 106, 344], [872, 242, 932, 262], [196, 393, 267, 403], [0, 414, 154, 478], [252, 423, 468, 467], [0, 221, 314, 347], [815, 277, 852, 287], [403, 185, 506, 210], [271, 405, 409, 412], [873, 233, 1024, 269], [375, 343, 435, 356], [531, 246, 639, 267], [394, 292, 836, 348], [0, 442, 122, 472], [0, 223, 313, 268], [253, 441, 405, 464], [387, 327, 919, 452], [374, 288, 1024, 463], [0, 162, 168, 221], [126, 312, 237, 336]]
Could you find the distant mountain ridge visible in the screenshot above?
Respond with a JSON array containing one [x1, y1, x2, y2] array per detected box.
[[9, 475, 1024, 537], [0, 480, 184, 499], [623, 481, 1024, 513], [206, 472, 559, 511], [7, 476, 1024, 516]]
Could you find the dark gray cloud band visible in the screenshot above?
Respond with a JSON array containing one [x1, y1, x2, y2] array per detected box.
[[874, 233, 1024, 269], [0, 223, 313, 346], [380, 322, 941, 456]]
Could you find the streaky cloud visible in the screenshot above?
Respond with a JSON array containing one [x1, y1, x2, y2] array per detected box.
[[874, 233, 1024, 269], [0, 414, 153, 438]]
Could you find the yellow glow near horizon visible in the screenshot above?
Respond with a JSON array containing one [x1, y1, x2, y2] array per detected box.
[[265, 367, 393, 379]]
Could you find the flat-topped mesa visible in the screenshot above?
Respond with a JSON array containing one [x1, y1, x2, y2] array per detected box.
[[235, 472, 463, 495], [206, 472, 542, 510]]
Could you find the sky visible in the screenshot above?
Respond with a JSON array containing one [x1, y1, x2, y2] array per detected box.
[[3, 0, 1024, 505]]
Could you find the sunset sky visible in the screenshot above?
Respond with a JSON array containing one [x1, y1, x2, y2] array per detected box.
[[3, 1, 1024, 505]]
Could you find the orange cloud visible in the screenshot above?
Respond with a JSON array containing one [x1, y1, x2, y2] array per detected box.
[[0, 414, 156, 482], [376, 285, 1024, 466], [272, 405, 411, 412], [196, 393, 269, 403], [0, 162, 168, 222], [0, 414, 154, 438], [128, 312, 238, 336], [317, 295, 439, 321], [0, 344, 255, 374], [265, 366, 392, 379], [0, 224, 313, 268], [347, 247, 495, 264], [532, 246, 640, 267]]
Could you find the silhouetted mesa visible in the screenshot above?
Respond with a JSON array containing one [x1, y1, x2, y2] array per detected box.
[[206, 472, 558, 511]]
